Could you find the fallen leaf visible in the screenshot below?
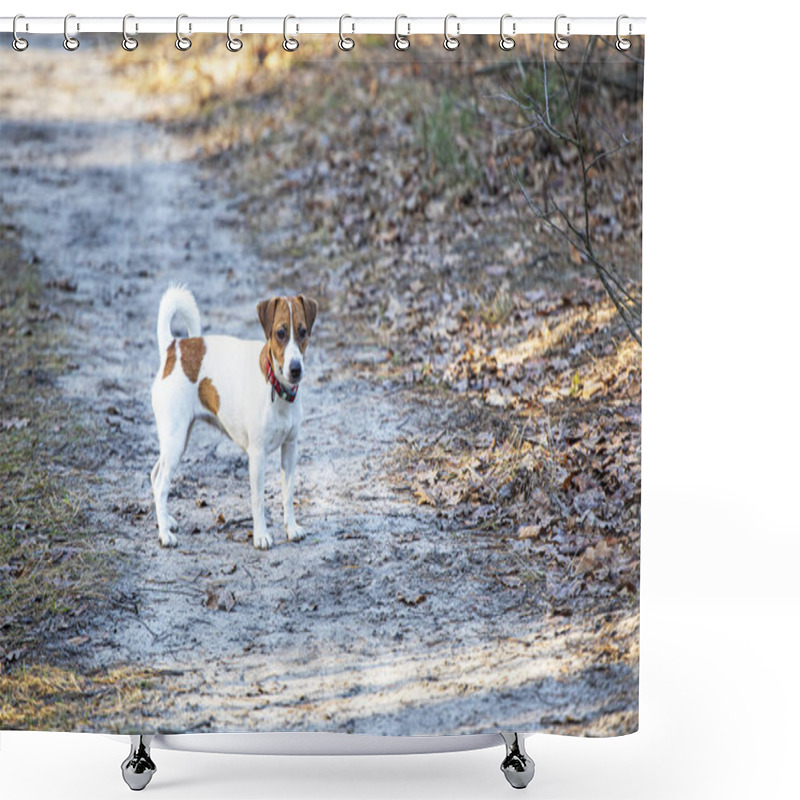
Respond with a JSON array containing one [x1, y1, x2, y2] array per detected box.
[[413, 485, 436, 507], [397, 592, 427, 606], [576, 540, 613, 575], [485, 388, 512, 408], [205, 586, 236, 612], [45, 277, 78, 292], [518, 525, 541, 540]]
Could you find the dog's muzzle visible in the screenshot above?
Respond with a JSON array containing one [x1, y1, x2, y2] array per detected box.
[[289, 359, 303, 382]]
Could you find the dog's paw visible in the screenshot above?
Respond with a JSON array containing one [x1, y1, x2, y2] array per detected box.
[[286, 523, 306, 542], [159, 530, 178, 548], [253, 533, 273, 550], [168, 515, 179, 532]]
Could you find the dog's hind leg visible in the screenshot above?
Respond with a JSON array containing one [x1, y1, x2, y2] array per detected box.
[[152, 423, 190, 548], [281, 438, 305, 542], [150, 459, 178, 531]]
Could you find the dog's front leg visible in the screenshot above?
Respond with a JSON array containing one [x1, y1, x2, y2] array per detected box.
[[248, 447, 273, 550], [281, 438, 305, 542]]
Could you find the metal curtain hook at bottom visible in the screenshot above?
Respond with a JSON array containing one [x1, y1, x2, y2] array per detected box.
[[121, 736, 156, 791], [500, 733, 535, 790], [12, 14, 29, 51], [176, 13, 192, 51], [63, 13, 79, 51], [283, 15, 299, 51], [443, 13, 460, 51]]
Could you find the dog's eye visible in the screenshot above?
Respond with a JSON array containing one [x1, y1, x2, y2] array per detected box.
[[276, 328, 287, 341], [298, 327, 307, 339]]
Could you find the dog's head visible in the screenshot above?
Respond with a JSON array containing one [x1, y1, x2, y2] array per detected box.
[[257, 295, 318, 386]]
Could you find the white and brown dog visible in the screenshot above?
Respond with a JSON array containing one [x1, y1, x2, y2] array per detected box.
[[150, 285, 318, 549]]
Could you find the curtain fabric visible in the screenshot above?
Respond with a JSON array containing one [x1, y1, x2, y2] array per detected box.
[[0, 33, 643, 737]]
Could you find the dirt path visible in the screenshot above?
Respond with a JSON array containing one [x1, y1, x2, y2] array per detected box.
[[1, 48, 636, 735]]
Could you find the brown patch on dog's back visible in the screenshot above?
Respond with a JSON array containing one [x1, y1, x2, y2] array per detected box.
[[198, 377, 220, 415], [179, 337, 205, 383], [162, 340, 177, 378]]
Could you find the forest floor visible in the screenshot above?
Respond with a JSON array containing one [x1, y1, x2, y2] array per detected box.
[[0, 37, 640, 736]]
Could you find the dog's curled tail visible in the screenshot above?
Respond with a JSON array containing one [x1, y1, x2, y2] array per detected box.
[[157, 284, 202, 355]]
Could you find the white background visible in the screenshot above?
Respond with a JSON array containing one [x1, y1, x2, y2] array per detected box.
[[2, 1, 799, 798]]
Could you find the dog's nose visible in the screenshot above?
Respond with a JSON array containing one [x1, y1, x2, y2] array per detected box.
[[289, 360, 302, 382]]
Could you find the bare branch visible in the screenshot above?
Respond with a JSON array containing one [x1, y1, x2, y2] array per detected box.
[[585, 133, 641, 176], [514, 174, 641, 344]]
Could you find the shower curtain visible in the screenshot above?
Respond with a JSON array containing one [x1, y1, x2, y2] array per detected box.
[[0, 29, 642, 739]]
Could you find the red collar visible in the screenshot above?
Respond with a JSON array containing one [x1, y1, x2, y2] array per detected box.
[[264, 351, 298, 403]]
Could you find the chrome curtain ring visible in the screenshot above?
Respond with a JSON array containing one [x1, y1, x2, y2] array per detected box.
[[443, 14, 460, 51], [122, 14, 138, 51], [554, 14, 570, 51], [12, 14, 29, 51], [227, 15, 243, 52], [394, 14, 410, 51], [616, 15, 632, 51], [499, 14, 515, 51], [63, 13, 80, 51], [175, 14, 192, 51], [283, 15, 299, 51], [338, 14, 355, 51]]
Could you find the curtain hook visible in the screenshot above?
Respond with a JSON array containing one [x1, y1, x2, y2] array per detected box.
[[553, 14, 570, 51], [394, 14, 410, 51], [175, 13, 192, 51], [227, 14, 243, 52], [443, 13, 460, 51], [122, 14, 138, 51], [63, 13, 80, 51], [499, 14, 516, 51], [339, 14, 355, 51], [283, 15, 299, 51], [12, 14, 29, 51], [616, 14, 632, 51]]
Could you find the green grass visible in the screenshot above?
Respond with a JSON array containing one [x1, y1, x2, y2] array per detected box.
[[420, 89, 480, 187], [0, 211, 116, 661]]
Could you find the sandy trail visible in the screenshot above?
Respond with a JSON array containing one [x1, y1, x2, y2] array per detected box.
[[0, 48, 636, 735]]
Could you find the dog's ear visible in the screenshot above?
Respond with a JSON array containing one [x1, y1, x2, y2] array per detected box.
[[257, 297, 279, 339], [297, 295, 318, 335]]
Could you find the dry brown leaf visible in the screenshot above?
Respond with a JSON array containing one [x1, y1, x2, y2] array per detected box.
[[413, 485, 436, 507], [576, 540, 613, 575], [205, 587, 236, 612], [397, 593, 427, 606]]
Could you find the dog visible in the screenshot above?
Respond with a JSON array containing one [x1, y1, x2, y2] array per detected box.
[[150, 285, 318, 549]]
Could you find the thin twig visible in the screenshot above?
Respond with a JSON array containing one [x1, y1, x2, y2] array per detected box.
[[506, 37, 642, 345]]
